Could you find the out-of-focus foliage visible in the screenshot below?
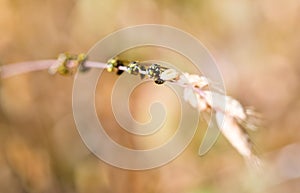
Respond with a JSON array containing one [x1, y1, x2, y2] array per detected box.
[[0, 0, 300, 193]]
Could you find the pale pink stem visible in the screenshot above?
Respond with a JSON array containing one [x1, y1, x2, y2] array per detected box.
[[84, 61, 107, 69], [0, 60, 54, 78], [0, 60, 107, 79]]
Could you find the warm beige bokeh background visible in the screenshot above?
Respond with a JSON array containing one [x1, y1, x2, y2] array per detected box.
[[1, 0, 300, 193]]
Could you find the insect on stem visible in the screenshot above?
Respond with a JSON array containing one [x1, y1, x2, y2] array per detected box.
[[0, 53, 263, 168]]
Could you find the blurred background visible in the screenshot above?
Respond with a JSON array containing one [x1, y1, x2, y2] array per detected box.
[[0, 0, 300, 193]]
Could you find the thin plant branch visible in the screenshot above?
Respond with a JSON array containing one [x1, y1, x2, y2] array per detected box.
[[0, 53, 263, 167]]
